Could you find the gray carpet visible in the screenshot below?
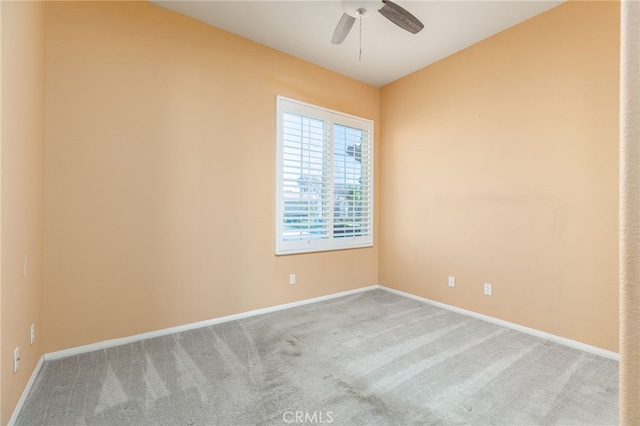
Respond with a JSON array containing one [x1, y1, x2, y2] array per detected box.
[[16, 289, 618, 425]]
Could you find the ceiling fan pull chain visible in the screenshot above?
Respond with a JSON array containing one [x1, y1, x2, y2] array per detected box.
[[359, 15, 362, 61]]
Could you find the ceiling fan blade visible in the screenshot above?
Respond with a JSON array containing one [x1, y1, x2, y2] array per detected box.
[[332, 13, 356, 44], [379, 0, 424, 34]]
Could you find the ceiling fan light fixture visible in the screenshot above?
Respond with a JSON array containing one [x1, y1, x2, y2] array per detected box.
[[342, 1, 381, 18]]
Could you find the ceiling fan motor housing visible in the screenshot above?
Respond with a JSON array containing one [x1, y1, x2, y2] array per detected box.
[[343, 0, 383, 18]]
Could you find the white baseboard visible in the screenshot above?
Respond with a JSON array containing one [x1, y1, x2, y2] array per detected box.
[[44, 285, 379, 361], [44, 283, 618, 363], [8, 355, 44, 426], [379, 285, 619, 361]]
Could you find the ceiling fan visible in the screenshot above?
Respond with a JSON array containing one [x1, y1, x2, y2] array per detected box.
[[331, 0, 424, 45]]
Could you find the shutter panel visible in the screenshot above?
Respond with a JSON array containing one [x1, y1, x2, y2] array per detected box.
[[332, 123, 372, 241], [281, 111, 329, 245]]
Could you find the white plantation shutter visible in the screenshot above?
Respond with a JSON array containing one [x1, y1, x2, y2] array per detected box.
[[281, 112, 330, 244], [276, 97, 373, 255]]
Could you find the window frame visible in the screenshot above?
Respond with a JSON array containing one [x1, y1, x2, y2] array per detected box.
[[275, 96, 374, 255]]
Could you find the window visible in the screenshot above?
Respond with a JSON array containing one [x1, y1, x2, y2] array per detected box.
[[276, 96, 373, 255]]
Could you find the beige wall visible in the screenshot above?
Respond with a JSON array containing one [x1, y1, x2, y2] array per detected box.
[[380, 1, 620, 352], [43, 1, 380, 353], [1, 1, 46, 424]]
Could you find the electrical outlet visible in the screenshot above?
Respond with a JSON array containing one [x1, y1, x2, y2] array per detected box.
[[448, 276, 455, 288], [30, 324, 35, 345], [484, 283, 492, 296], [289, 274, 296, 285], [13, 347, 20, 373]]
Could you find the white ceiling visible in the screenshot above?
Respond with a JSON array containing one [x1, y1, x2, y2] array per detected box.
[[151, 0, 563, 87]]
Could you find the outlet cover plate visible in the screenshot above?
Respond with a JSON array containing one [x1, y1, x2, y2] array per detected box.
[[484, 283, 492, 296], [13, 347, 20, 373]]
